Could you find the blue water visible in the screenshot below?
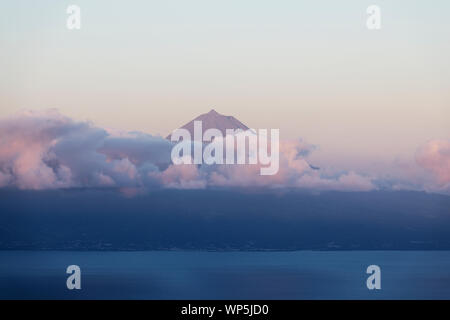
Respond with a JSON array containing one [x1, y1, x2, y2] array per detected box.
[[1, 251, 449, 299]]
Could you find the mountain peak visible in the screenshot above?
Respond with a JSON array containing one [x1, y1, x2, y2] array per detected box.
[[167, 109, 249, 140]]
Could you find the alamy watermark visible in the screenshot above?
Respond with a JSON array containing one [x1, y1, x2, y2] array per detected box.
[[66, 5, 81, 30], [170, 121, 280, 176], [366, 265, 381, 290], [366, 5, 381, 30], [66, 265, 81, 290]]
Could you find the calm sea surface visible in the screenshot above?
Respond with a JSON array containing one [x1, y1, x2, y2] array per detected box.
[[1, 251, 449, 299]]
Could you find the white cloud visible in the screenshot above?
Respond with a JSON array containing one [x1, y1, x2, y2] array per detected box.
[[0, 110, 447, 195]]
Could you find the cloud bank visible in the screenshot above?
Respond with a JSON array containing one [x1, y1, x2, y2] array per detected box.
[[0, 110, 447, 195], [415, 139, 450, 193]]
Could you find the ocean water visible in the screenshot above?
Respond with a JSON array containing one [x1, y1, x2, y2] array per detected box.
[[0, 251, 449, 299]]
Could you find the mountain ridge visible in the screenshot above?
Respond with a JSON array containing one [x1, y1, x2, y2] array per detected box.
[[166, 109, 249, 140]]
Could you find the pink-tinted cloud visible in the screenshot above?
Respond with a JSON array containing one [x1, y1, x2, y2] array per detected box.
[[415, 139, 450, 192], [0, 109, 447, 194], [0, 110, 170, 190], [156, 163, 207, 189]]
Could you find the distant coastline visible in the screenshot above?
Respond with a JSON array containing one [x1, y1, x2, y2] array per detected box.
[[2, 189, 449, 251]]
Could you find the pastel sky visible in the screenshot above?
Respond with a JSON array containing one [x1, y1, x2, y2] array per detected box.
[[1, 0, 449, 170]]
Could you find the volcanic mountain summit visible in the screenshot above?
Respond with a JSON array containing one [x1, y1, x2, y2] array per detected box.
[[166, 109, 249, 140]]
